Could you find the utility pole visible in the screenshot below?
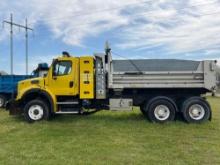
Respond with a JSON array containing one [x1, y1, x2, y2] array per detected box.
[[10, 14, 13, 75], [25, 18, 29, 75], [2, 13, 14, 75], [3, 14, 33, 75]]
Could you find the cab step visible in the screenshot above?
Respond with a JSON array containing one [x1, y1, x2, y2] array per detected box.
[[55, 111, 80, 114], [57, 101, 79, 105], [55, 107, 82, 114]]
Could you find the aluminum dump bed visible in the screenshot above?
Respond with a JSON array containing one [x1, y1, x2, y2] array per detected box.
[[108, 59, 217, 91]]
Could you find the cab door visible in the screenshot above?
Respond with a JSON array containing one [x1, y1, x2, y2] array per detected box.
[[49, 59, 77, 96]]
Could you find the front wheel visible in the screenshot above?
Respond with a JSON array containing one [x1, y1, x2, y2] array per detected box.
[[24, 99, 50, 123]]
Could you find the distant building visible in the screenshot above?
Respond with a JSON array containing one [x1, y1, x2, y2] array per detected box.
[[0, 71, 8, 75]]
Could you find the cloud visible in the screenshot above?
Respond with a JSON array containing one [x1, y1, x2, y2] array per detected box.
[[115, 0, 220, 55], [0, 0, 130, 46], [0, 0, 220, 56]]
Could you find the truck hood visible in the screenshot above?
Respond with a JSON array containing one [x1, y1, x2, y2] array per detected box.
[[18, 77, 45, 88], [16, 77, 45, 101]]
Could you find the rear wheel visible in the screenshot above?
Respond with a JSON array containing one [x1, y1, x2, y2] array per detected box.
[[143, 97, 176, 123], [24, 99, 50, 123], [181, 97, 211, 123], [0, 95, 6, 108], [140, 104, 147, 115]]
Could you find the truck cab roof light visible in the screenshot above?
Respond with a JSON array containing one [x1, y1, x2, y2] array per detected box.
[[62, 51, 70, 57]]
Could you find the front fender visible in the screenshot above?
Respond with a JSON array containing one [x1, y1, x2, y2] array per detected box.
[[20, 88, 57, 112]]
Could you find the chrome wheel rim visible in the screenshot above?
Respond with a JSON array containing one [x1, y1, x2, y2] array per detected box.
[[28, 105, 44, 121], [154, 105, 170, 121], [189, 104, 205, 120]]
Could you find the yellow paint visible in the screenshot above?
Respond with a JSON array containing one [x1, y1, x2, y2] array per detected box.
[[46, 57, 79, 96], [16, 55, 94, 113], [79, 57, 94, 99]]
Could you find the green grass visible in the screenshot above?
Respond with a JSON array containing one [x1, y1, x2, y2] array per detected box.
[[0, 97, 220, 165]]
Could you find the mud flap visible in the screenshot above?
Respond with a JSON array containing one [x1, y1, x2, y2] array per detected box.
[[6, 100, 23, 116]]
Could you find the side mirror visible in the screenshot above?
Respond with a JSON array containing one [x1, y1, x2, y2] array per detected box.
[[52, 59, 59, 79], [52, 71, 57, 80], [52, 59, 58, 65]]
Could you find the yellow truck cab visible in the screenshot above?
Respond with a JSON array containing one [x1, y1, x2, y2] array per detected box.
[[9, 52, 95, 121], [7, 44, 218, 123]]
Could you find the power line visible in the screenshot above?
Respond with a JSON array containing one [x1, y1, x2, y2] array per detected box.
[[111, 50, 144, 73], [178, 46, 220, 54], [112, 45, 220, 61], [3, 13, 33, 75], [3, 14, 13, 75], [2, 3, 219, 60], [25, 18, 33, 75]]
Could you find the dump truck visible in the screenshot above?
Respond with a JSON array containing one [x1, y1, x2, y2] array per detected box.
[[0, 63, 49, 108], [7, 44, 218, 123]]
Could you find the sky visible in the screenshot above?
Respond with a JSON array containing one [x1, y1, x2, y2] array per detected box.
[[0, 0, 220, 74]]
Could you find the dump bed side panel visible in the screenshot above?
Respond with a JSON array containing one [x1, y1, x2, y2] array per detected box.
[[108, 59, 217, 92]]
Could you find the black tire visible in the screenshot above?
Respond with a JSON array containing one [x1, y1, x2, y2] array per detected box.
[[24, 99, 50, 123], [0, 94, 7, 108], [181, 97, 211, 123], [143, 97, 176, 123], [140, 104, 147, 115]]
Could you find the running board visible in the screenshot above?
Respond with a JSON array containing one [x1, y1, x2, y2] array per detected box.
[[55, 111, 80, 114], [57, 102, 79, 105]]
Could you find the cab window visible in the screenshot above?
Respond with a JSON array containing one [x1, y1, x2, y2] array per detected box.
[[53, 61, 72, 76]]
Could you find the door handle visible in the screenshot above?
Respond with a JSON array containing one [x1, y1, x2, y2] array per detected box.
[[69, 81, 74, 88]]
